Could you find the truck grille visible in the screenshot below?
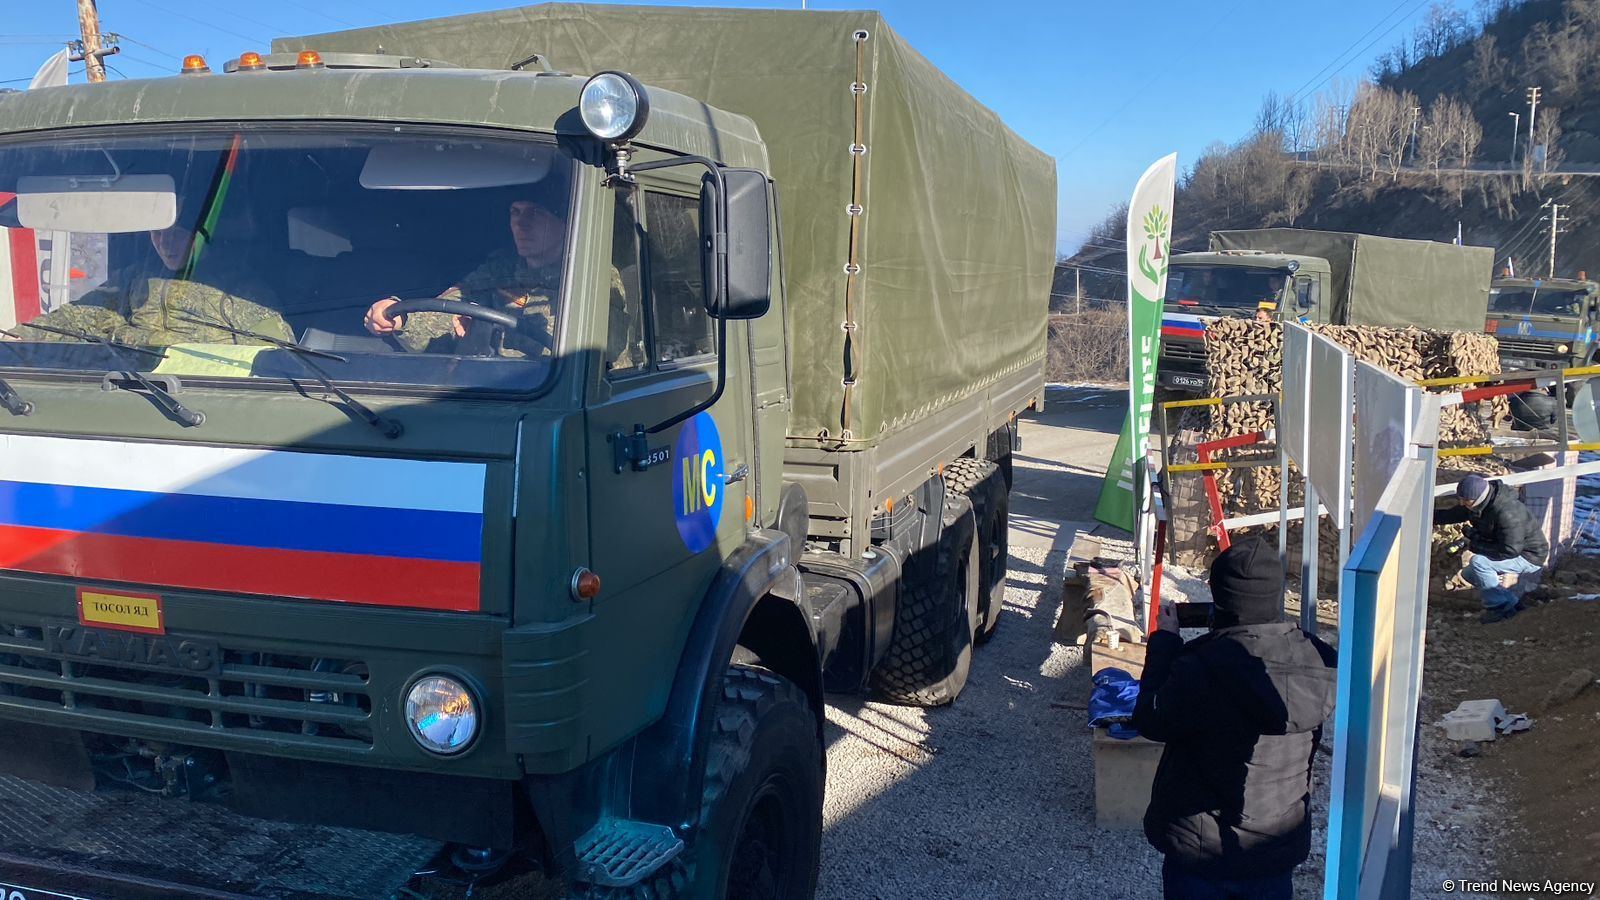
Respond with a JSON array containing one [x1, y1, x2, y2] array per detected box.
[[1496, 337, 1563, 358], [0, 620, 373, 750], [1162, 340, 1208, 363]]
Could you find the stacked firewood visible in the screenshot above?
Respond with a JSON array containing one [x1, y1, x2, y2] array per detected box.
[[1188, 320, 1502, 516]]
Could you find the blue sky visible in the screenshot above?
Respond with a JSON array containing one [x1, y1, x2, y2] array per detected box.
[[1, 0, 1450, 255]]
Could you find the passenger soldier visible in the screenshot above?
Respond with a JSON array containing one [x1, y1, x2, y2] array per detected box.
[[1134, 536, 1338, 900], [18, 222, 288, 346], [1434, 474, 1549, 624]]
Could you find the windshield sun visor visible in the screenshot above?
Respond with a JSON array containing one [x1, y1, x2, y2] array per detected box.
[[359, 142, 552, 190], [16, 174, 177, 233]]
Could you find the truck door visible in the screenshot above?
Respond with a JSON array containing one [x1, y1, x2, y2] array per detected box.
[[1292, 273, 1328, 324], [581, 179, 754, 744]]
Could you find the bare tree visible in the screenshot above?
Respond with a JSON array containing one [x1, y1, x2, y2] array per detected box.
[[1417, 97, 1454, 174], [1468, 33, 1508, 95], [1474, 0, 1520, 28], [1523, 19, 1588, 97], [1529, 105, 1563, 173], [1414, 2, 1472, 59]]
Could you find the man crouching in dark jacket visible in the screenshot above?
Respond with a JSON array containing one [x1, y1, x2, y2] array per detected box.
[[1133, 535, 1338, 899]]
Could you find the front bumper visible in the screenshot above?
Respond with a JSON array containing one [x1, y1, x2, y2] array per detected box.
[[0, 771, 439, 899]]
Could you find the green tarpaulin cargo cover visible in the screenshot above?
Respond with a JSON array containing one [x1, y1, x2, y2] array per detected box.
[[280, 4, 1057, 449], [1210, 229, 1491, 332]]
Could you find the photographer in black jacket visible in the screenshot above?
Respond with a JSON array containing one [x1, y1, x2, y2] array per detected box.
[[1134, 536, 1338, 900], [1434, 474, 1549, 624]]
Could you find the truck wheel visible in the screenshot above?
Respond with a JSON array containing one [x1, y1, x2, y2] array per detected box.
[[574, 667, 819, 900], [693, 665, 822, 900], [871, 491, 980, 706], [943, 458, 1008, 643]]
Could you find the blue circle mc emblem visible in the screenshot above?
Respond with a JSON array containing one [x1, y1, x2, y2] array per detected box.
[[673, 412, 725, 554]]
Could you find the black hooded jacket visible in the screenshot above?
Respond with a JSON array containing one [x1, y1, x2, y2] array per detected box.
[[1132, 623, 1338, 878], [1434, 482, 1549, 565]]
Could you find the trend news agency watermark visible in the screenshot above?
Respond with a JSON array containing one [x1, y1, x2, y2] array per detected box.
[[1440, 880, 1596, 895]]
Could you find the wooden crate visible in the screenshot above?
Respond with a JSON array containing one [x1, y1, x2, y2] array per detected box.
[[1087, 637, 1163, 829]]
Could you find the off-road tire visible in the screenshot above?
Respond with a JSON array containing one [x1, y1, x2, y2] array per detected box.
[[943, 458, 1009, 643], [574, 667, 820, 900], [691, 665, 822, 900], [870, 490, 981, 706]]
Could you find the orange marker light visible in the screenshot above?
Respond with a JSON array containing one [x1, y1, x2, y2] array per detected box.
[[745, 495, 755, 523], [180, 55, 210, 75], [236, 52, 265, 71], [296, 50, 324, 69], [571, 568, 602, 601]]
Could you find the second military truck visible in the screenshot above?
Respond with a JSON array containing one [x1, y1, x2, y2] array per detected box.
[[0, 4, 1053, 898], [1159, 227, 1493, 392]]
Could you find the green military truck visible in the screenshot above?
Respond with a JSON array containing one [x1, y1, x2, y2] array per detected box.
[[1487, 275, 1600, 372], [0, 5, 1054, 898], [1157, 228, 1493, 392]]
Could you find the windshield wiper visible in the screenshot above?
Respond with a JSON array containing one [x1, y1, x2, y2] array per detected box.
[[175, 314, 403, 439], [9, 323, 204, 427], [0, 344, 36, 416]]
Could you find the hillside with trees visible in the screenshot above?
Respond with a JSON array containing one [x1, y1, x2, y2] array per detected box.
[[1059, 0, 1600, 309]]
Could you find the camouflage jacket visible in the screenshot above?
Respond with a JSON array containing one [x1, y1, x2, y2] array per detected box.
[[23, 266, 290, 347], [394, 251, 561, 356]]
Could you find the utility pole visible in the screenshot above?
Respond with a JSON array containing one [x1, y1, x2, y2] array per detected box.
[[1408, 105, 1421, 162], [70, 0, 118, 83], [1544, 200, 1567, 278], [1508, 111, 1520, 166], [1075, 266, 1083, 315], [1526, 86, 1541, 166]]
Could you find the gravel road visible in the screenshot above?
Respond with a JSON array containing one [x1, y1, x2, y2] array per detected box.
[[818, 385, 1167, 898]]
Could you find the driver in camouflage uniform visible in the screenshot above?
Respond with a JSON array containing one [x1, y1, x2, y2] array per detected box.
[[18, 223, 291, 346], [365, 198, 566, 356]]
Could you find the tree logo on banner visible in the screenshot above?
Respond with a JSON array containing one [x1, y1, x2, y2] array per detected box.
[[1137, 206, 1170, 294]]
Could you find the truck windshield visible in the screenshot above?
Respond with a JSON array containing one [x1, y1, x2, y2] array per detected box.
[[1165, 264, 1288, 311], [1491, 287, 1589, 317], [0, 128, 575, 392]]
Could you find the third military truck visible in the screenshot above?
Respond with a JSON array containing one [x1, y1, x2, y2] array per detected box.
[[0, 4, 1053, 898], [1487, 274, 1600, 373], [1158, 227, 1493, 392]]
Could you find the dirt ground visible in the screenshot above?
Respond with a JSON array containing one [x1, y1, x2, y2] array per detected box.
[[1420, 553, 1600, 889]]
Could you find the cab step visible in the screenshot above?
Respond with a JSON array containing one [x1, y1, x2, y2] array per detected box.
[[573, 819, 684, 888]]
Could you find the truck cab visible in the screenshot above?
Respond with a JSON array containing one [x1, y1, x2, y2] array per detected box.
[[0, 50, 817, 897], [1487, 275, 1600, 372], [1157, 250, 1330, 392]]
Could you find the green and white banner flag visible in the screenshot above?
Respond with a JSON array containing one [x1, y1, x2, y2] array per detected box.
[[1094, 153, 1177, 531]]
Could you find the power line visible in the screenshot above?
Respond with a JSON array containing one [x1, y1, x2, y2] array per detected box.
[[121, 0, 269, 45], [116, 33, 184, 62], [275, 0, 360, 28], [1061, 0, 1249, 159], [1289, 0, 1433, 106], [1283, 0, 1422, 107], [116, 51, 177, 75]]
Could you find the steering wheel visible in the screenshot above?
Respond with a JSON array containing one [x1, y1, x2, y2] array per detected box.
[[383, 297, 553, 358], [383, 297, 521, 331]]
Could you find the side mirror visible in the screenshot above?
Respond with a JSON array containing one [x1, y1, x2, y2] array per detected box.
[[699, 168, 772, 320]]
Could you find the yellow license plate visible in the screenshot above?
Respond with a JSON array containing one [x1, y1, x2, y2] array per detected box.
[[77, 589, 165, 635]]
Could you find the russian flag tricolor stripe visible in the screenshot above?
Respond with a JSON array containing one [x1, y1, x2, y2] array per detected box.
[[1160, 314, 1208, 340], [0, 434, 486, 611]]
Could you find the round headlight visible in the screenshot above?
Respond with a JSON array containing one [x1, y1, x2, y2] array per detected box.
[[405, 674, 480, 755], [580, 71, 650, 143], [1557, 343, 1571, 354]]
